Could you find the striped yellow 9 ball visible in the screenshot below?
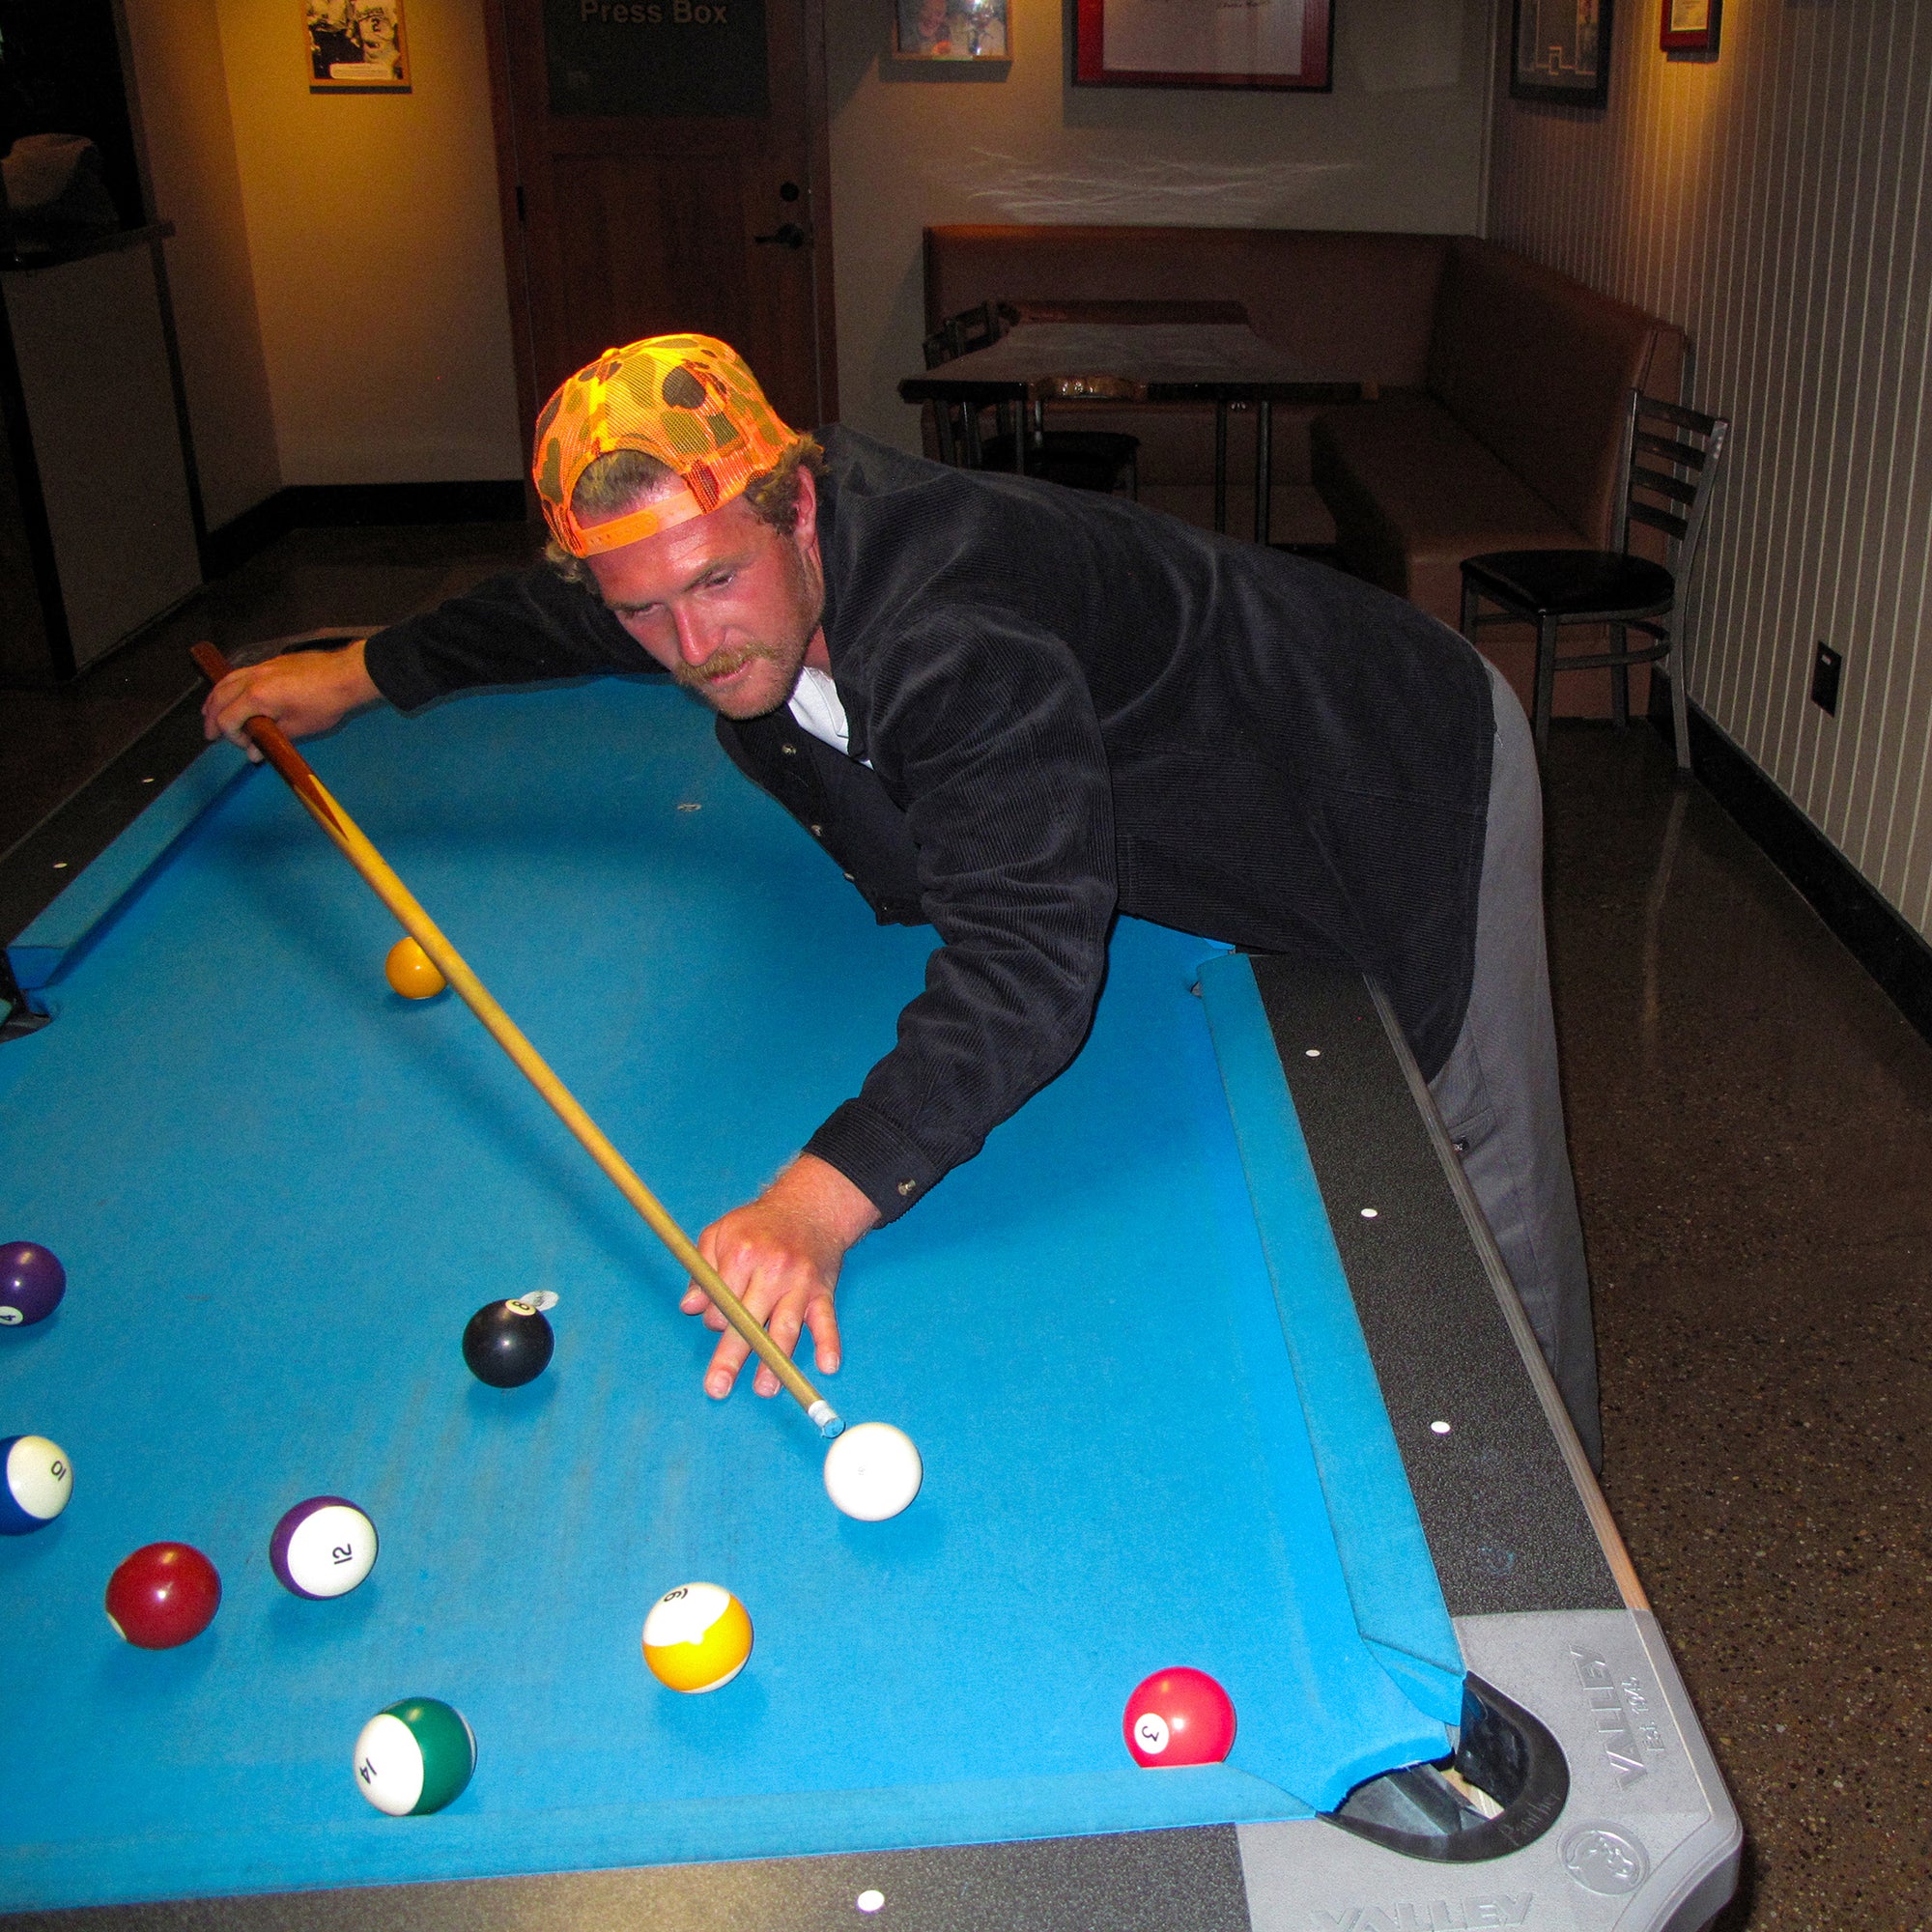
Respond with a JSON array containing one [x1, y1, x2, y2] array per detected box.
[[642, 1582, 753, 1692]]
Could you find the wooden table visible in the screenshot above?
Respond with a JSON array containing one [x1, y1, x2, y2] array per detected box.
[[899, 309, 1365, 545]]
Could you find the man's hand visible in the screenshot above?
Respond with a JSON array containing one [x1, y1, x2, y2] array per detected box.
[[202, 640, 382, 759], [682, 1153, 880, 1399]]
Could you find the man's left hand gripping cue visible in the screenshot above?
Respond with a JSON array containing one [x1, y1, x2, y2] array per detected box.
[[685, 1153, 881, 1398]]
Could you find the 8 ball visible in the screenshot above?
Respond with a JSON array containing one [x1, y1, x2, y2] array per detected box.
[[462, 1296, 554, 1388]]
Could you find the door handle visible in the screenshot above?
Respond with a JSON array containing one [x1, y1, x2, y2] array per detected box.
[[753, 222, 810, 249]]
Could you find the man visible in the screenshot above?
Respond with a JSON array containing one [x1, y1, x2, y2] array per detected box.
[[205, 334, 1602, 1463]]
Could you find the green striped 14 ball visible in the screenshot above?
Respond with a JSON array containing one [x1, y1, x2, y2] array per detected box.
[[353, 1698, 476, 1815]]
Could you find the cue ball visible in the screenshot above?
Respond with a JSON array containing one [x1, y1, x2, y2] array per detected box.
[[104, 1542, 221, 1649], [0, 1241, 65, 1325], [270, 1495, 379, 1598], [462, 1297, 555, 1387], [1122, 1667, 1236, 1767], [0, 1435, 71, 1534], [822, 1421, 923, 1521], [385, 937, 446, 1000], [352, 1697, 476, 1815], [642, 1581, 753, 1692]]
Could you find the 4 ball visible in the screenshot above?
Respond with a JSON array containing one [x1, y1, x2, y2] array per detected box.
[[0, 1242, 65, 1325]]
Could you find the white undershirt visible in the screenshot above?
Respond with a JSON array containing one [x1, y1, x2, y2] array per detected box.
[[788, 665, 856, 758]]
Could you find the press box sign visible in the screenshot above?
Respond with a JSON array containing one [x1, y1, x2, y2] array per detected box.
[[545, 0, 771, 117]]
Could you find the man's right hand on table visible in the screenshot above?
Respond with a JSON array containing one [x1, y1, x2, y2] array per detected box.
[[202, 640, 382, 759]]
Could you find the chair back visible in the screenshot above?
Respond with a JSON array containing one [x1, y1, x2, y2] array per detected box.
[[1613, 390, 1729, 585], [922, 301, 1009, 467]]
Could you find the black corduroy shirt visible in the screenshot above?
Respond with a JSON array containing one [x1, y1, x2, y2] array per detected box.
[[363, 427, 1493, 1224]]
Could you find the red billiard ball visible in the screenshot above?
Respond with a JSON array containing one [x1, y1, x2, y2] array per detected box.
[[1122, 1666, 1236, 1767], [105, 1543, 221, 1649]]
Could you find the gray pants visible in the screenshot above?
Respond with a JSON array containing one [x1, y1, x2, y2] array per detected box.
[[1427, 663, 1603, 1467]]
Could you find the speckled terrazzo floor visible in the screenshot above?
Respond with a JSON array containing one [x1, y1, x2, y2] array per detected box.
[[1545, 724, 1932, 1927]]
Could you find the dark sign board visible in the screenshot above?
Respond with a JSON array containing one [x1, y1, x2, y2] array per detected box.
[[545, 0, 770, 117]]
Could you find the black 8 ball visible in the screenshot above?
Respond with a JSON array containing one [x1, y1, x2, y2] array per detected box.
[[462, 1298, 555, 1388]]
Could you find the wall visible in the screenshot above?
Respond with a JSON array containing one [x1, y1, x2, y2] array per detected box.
[[212, 0, 523, 486], [825, 0, 1495, 449], [118, 0, 281, 528], [1488, 0, 1932, 945]]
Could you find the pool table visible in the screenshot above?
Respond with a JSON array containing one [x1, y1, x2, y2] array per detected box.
[[0, 673, 1738, 1929]]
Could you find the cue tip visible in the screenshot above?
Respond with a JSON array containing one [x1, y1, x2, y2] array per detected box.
[[810, 1401, 844, 1439]]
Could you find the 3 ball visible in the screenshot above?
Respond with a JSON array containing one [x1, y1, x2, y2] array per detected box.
[[1122, 1666, 1236, 1767]]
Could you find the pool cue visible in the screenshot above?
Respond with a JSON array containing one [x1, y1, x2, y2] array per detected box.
[[191, 642, 844, 1439]]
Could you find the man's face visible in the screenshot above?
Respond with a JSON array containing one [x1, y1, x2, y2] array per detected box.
[[584, 475, 825, 722]]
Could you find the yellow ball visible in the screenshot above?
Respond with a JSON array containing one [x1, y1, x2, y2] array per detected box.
[[385, 937, 446, 1000], [641, 1581, 753, 1692]]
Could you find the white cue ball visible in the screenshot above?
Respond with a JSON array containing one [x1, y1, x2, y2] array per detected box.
[[822, 1421, 923, 1521]]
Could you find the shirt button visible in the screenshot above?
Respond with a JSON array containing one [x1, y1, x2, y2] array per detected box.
[[842, 871, 855, 881], [896, 1179, 917, 1197], [810, 824, 824, 837], [781, 742, 798, 755]]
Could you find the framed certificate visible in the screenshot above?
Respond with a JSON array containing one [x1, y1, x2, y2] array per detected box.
[[1074, 0, 1332, 92], [1660, 0, 1719, 56]]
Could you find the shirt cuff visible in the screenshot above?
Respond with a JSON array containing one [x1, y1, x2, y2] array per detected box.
[[804, 1100, 947, 1226], [360, 622, 444, 715]]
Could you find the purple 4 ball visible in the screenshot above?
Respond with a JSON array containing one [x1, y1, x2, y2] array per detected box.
[[0, 1244, 64, 1326]]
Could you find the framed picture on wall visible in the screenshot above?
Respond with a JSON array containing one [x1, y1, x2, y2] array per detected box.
[[1660, 0, 1719, 55], [893, 0, 1009, 60], [1509, 0, 1611, 107], [1073, 0, 1333, 92], [306, 0, 412, 92]]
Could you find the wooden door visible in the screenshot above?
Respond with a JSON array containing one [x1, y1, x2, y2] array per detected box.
[[483, 0, 838, 458]]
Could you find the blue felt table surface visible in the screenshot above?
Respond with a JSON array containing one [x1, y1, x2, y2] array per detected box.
[[0, 680, 1452, 1910]]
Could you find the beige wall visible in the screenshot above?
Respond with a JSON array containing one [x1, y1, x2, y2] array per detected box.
[[825, 0, 1494, 449], [212, 0, 522, 487], [1489, 0, 1932, 948], [119, 0, 281, 528]]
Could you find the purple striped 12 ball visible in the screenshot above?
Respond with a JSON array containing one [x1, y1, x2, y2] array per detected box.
[[0, 1243, 65, 1326], [270, 1496, 379, 1598]]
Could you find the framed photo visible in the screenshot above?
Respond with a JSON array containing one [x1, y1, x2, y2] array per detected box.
[[1074, 0, 1333, 92], [306, 0, 411, 92], [1660, 0, 1719, 55], [893, 0, 1009, 60], [1509, 0, 1610, 107]]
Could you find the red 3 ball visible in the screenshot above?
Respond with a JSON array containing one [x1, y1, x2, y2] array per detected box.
[[105, 1542, 222, 1649], [1122, 1666, 1236, 1767]]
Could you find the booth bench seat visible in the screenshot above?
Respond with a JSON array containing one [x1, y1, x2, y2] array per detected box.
[[923, 225, 1687, 720]]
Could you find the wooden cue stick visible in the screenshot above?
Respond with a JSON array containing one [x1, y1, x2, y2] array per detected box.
[[191, 642, 843, 1438]]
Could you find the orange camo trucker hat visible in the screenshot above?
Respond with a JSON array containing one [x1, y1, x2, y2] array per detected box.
[[532, 334, 798, 558]]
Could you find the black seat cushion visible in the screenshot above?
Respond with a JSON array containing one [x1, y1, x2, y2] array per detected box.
[[980, 429, 1139, 495], [1462, 549, 1674, 618]]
